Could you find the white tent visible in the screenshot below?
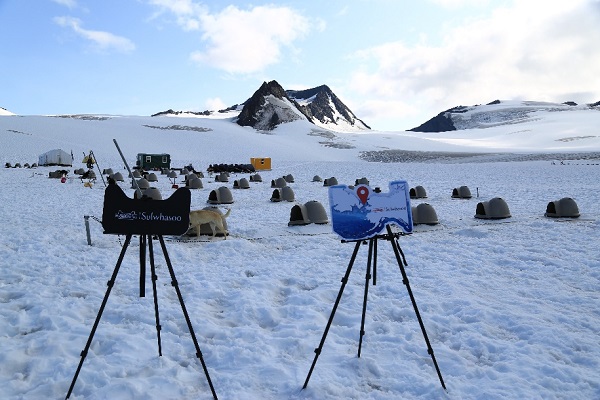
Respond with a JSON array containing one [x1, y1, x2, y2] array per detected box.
[[38, 149, 73, 166]]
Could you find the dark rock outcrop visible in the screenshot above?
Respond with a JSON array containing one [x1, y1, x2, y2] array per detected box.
[[287, 85, 370, 130]]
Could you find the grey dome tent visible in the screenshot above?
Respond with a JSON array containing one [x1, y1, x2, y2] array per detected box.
[[323, 177, 338, 187], [312, 175, 323, 182], [38, 149, 73, 167], [111, 172, 124, 182], [305, 201, 328, 224], [147, 173, 158, 182], [208, 186, 234, 204], [187, 178, 203, 189], [411, 203, 439, 225], [410, 185, 427, 199], [103, 168, 114, 175], [216, 172, 229, 183], [270, 186, 295, 202], [545, 197, 580, 218], [233, 178, 250, 189], [288, 204, 311, 226], [250, 173, 262, 182], [288, 201, 329, 225], [355, 177, 369, 185], [142, 187, 162, 200], [284, 174, 295, 183], [271, 177, 287, 188], [134, 178, 150, 189], [452, 186, 472, 199], [475, 197, 511, 219]]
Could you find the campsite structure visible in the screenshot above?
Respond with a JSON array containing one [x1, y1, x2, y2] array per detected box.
[[38, 149, 73, 167], [136, 153, 171, 170]]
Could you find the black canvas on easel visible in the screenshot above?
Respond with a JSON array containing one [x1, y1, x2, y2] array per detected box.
[[65, 182, 218, 399], [303, 224, 446, 391]]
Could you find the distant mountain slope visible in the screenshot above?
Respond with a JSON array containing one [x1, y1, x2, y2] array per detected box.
[[0, 107, 15, 116], [152, 80, 370, 132], [410, 100, 600, 132]]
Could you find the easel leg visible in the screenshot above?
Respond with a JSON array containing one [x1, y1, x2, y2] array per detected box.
[[140, 235, 146, 297], [66, 234, 133, 399], [147, 235, 163, 356], [372, 237, 378, 286], [357, 239, 374, 358], [385, 225, 446, 390], [157, 236, 218, 400], [303, 240, 362, 389]]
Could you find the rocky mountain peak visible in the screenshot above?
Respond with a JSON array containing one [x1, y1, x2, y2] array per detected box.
[[236, 80, 308, 130]]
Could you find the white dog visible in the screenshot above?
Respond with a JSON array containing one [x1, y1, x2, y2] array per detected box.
[[189, 208, 231, 239]]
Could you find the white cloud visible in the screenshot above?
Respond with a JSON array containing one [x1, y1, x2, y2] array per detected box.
[[428, 0, 491, 8], [54, 16, 136, 53], [147, 2, 311, 74], [192, 5, 310, 73], [350, 0, 600, 127], [204, 97, 227, 111], [52, 0, 78, 9]]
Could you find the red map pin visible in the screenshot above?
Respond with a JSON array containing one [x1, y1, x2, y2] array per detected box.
[[356, 186, 369, 204]]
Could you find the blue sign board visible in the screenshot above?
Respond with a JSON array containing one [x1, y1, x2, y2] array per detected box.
[[329, 180, 413, 240]]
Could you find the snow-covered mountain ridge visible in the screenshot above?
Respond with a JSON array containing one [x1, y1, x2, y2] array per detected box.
[[153, 80, 370, 132], [411, 100, 600, 132]]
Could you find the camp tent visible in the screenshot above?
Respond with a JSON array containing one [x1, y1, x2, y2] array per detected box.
[[38, 149, 73, 167]]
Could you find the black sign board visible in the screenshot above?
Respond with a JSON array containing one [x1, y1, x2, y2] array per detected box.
[[102, 183, 190, 235]]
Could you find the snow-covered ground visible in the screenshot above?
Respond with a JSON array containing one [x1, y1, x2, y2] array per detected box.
[[1, 109, 599, 399]]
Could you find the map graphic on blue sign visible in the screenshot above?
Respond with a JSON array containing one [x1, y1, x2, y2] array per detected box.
[[328, 180, 413, 240]]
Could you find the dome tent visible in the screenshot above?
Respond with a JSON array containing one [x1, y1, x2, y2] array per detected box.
[[271, 187, 295, 202], [271, 177, 287, 188], [233, 178, 250, 189], [288, 204, 311, 226], [410, 185, 427, 199], [411, 203, 439, 225], [187, 178, 203, 189], [452, 186, 472, 199], [147, 173, 158, 182], [111, 172, 124, 182], [305, 201, 328, 224], [288, 201, 329, 226], [208, 186, 233, 204], [545, 197, 580, 218], [475, 197, 511, 219], [249, 173, 262, 182], [323, 177, 338, 187], [38, 149, 73, 167]]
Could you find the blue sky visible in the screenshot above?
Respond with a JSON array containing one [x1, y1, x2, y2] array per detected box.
[[1, 0, 599, 130]]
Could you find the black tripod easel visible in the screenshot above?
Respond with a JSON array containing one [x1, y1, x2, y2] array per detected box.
[[303, 224, 446, 391], [65, 166, 218, 399], [65, 233, 218, 399]]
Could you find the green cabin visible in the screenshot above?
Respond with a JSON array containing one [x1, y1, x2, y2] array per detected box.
[[136, 153, 171, 170]]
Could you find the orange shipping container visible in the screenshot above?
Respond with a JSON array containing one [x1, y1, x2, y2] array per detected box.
[[250, 157, 271, 170]]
